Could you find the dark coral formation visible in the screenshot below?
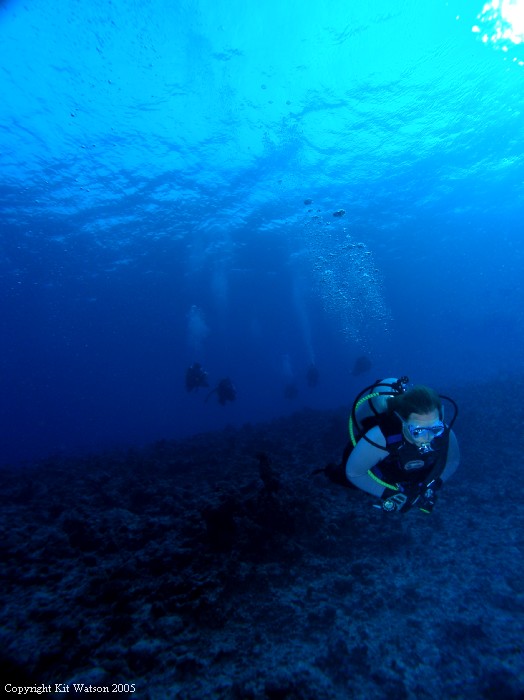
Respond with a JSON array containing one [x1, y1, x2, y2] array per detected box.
[[1, 379, 523, 699]]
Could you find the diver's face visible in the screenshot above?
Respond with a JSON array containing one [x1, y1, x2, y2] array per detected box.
[[402, 409, 442, 448]]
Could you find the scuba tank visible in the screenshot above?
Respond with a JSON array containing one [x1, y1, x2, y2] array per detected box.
[[349, 376, 409, 447]]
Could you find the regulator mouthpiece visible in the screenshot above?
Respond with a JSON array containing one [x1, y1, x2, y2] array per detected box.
[[418, 442, 433, 454]]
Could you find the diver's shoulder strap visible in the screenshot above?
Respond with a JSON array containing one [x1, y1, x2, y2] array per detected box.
[[361, 413, 402, 451]]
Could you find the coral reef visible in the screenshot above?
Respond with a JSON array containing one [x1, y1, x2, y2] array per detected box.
[[1, 380, 523, 699]]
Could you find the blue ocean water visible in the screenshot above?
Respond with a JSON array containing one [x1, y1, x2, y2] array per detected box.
[[1, 0, 523, 466]]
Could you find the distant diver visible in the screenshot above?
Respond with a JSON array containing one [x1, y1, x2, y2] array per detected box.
[[206, 377, 237, 405], [256, 452, 280, 495], [185, 362, 209, 392], [284, 383, 299, 399], [351, 355, 372, 376], [306, 363, 319, 387]]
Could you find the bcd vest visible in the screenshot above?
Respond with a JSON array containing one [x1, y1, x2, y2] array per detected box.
[[370, 413, 450, 488]]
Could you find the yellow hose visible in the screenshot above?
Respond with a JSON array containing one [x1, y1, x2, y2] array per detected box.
[[348, 392, 380, 446]]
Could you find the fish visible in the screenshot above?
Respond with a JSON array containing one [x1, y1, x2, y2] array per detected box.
[[351, 355, 372, 376]]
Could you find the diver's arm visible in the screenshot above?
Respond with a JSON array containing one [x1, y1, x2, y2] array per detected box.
[[345, 426, 389, 497], [441, 429, 460, 482]]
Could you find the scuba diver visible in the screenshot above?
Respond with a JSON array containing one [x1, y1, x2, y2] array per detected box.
[[316, 377, 460, 513], [306, 363, 319, 387], [185, 362, 209, 392], [206, 377, 237, 405], [284, 382, 299, 399]]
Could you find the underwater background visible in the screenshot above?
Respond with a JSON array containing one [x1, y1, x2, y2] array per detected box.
[[2, 0, 524, 466], [1, 1, 524, 698]]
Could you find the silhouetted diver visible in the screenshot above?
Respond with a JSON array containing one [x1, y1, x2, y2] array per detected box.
[[351, 355, 372, 376], [306, 363, 319, 387], [206, 377, 237, 405], [284, 383, 298, 399], [185, 362, 209, 392]]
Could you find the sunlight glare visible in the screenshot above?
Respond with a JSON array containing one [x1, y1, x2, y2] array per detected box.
[[473, 0, 524, 50]]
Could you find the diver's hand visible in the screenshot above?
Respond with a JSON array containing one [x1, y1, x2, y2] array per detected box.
[[379, 488, 420, 512], [379, 482, 423, 512], [417, 480, 442, 513], [380, 492, 410, 512]]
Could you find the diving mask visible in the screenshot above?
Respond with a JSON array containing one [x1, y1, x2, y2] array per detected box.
[[409, 422, 444, 454], [405, 421, 445, 440]]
